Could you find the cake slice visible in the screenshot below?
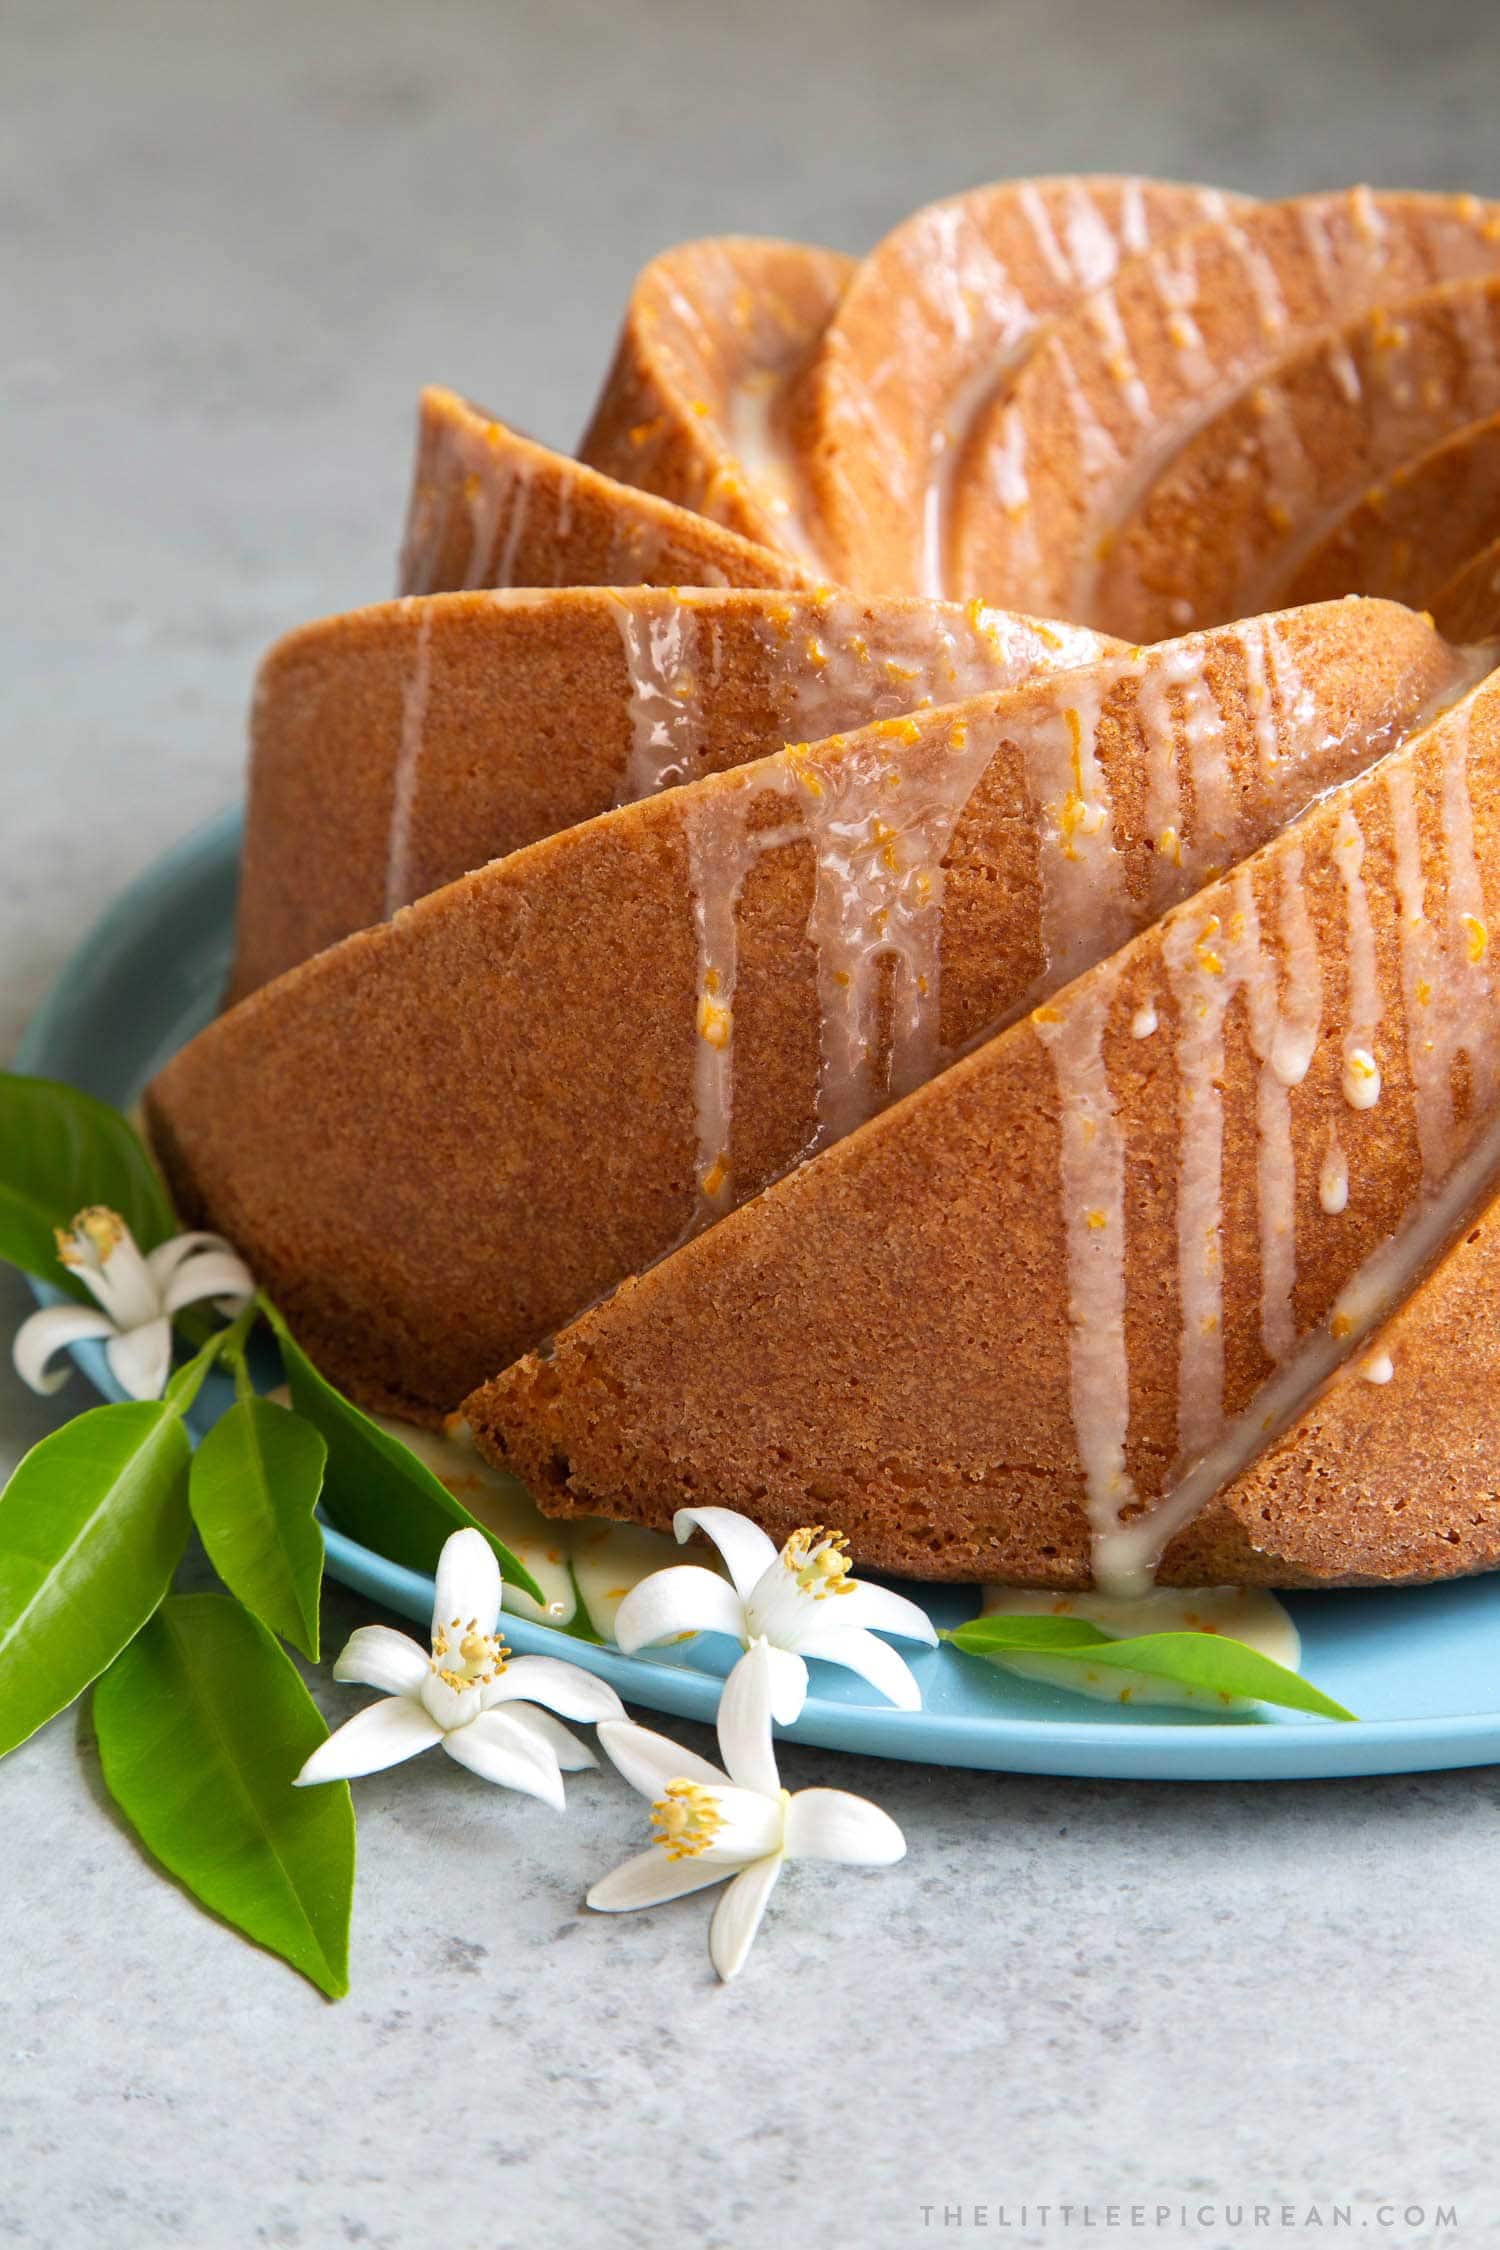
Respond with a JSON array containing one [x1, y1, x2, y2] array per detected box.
[[1091, 275, 1500, 639], [578, 237, 853, 561], [1173, 1168, 1500, 1586], [397, 387, 811, 598], [785, 175, 1246, 595], [467, 665, 1500, 1591], [954, 189, 1500, 620], [1275, 412, 1500, 612], [231, 586, 1111, 997], [145, 599, 1468, 1422]]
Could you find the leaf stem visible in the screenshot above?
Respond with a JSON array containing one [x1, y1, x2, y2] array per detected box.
[[165, 1296, 262, 1418]]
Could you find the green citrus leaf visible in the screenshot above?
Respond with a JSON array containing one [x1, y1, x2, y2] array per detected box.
[[0, 1403, 191, 1759], [944, 1615, 1115, 1653], [94, 1594, 354, 1999], [190, 1398, 326, 1661], [0, 1072, 176, 1299], [262, 1302, 544, 1607], [561, 1561, 603, 1644], [947, 1616, 1355, 1719]]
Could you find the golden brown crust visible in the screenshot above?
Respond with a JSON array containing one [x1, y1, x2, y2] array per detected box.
[[1274, 412, 1500, 613], [397, 387, 809, 599], [957, 189, 1500, 622], [1185, 1187, 1500, 1584], [1094, 277, 1500, 640], [786, 176, 1247, 594], [230, 587, 1110, 999], [157, 177, 1500, 1591], [466, 670, 1500, 1589], [148, 599, 1461, 1428], [578, 237, 853, 556]]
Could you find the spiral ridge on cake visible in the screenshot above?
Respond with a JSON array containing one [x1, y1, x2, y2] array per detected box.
[[147, 176, 1500, 1592]]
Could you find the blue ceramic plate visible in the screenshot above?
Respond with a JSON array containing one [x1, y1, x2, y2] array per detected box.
[[17, 810, 1500, 1779]]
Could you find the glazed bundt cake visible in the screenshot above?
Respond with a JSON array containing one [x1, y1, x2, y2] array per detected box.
[[146, 176, 1500, 1595]]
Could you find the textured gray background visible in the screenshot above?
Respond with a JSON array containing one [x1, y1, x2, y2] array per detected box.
[[3, 2, 1499, 2245]]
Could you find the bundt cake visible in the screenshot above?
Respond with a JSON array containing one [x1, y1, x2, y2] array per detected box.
[[145, 175, 1500, 1596]]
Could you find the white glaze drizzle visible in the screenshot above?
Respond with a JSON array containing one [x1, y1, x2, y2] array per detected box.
[[1134, 652, 1187, 913], [383, 604, 434, 919], [491, 463, 534, 589], [611, 596, 704, 803], [722, 366, 822, 564], [1236, 615, 1279, 780], [459, 454, 509, 591], [1097, 1060, 1500, 1594], [1049, 332, 1125, 491], [367, 1410, 705, 1633], [1387, 696, 1500, 1184], [982, 402, 1041, 586], [398, 412, 550, 596], [1043, 840, 1328, 1590], [798, 716, 1001, 1135], [676, 703, 1001, 1223], [1085, 283, 1153, 426], [1017, 180, 1071, 285], [1060, 180, 1123, 292], [678, 789, 803, 1228], [1095, 685, 1500, 1595], [1156, 850, 1323, 1495], [1437, 703, 1500, 1119], [1319, 1131, 1349, 1215], [893, 200, 1039, 598], [1014, 671, 1135, 988], [1034, 968, 1138, 1558], [755, 590, 1102, 750], [1333, 802, 1383, 1110], [1223, 219, 1291, 345]]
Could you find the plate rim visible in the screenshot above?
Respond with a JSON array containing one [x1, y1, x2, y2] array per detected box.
[[14, 806, 1500, 1782]]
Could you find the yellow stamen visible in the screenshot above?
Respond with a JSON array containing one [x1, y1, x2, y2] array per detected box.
[[57, 1206, 126, 1266], [651, 1778, 724, 1861], [779, 1525, 855, 1598]]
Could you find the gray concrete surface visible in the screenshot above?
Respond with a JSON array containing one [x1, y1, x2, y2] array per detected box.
[[3, 1, 1499, 2244]]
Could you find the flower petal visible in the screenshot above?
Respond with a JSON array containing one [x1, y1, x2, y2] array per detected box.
[[764, 1644, 810, 1725], [587, 1847, 731, 1913], [295, 1695, 442, 1784], [144, 1230, 240, 1288], [709, 1854, 783, 1981], [420, 1669, 482, 1731], [433, 1526, 502, 1642], [481, 1653, 624, 1722], [796, 1621, 923, 1710], [596, 1717, 728, 1800], [104, 1316, 173, 1402], [75, 1220, 159, 1328], [716, 1642, 781, 1798], [701, 1786, 785, 1865], [442, 1709, 565, 1808], [160, 1249, 256, 1315], [12, 1305, 115, 1394], [673, 1506, 778, 1600], [784, 1787, 906, 1866], [833, 1582, 939, 1644], [501, 1703, 599, 1772], [332, 1624, 429, 1698], [613, 1564, 748, 1653]]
